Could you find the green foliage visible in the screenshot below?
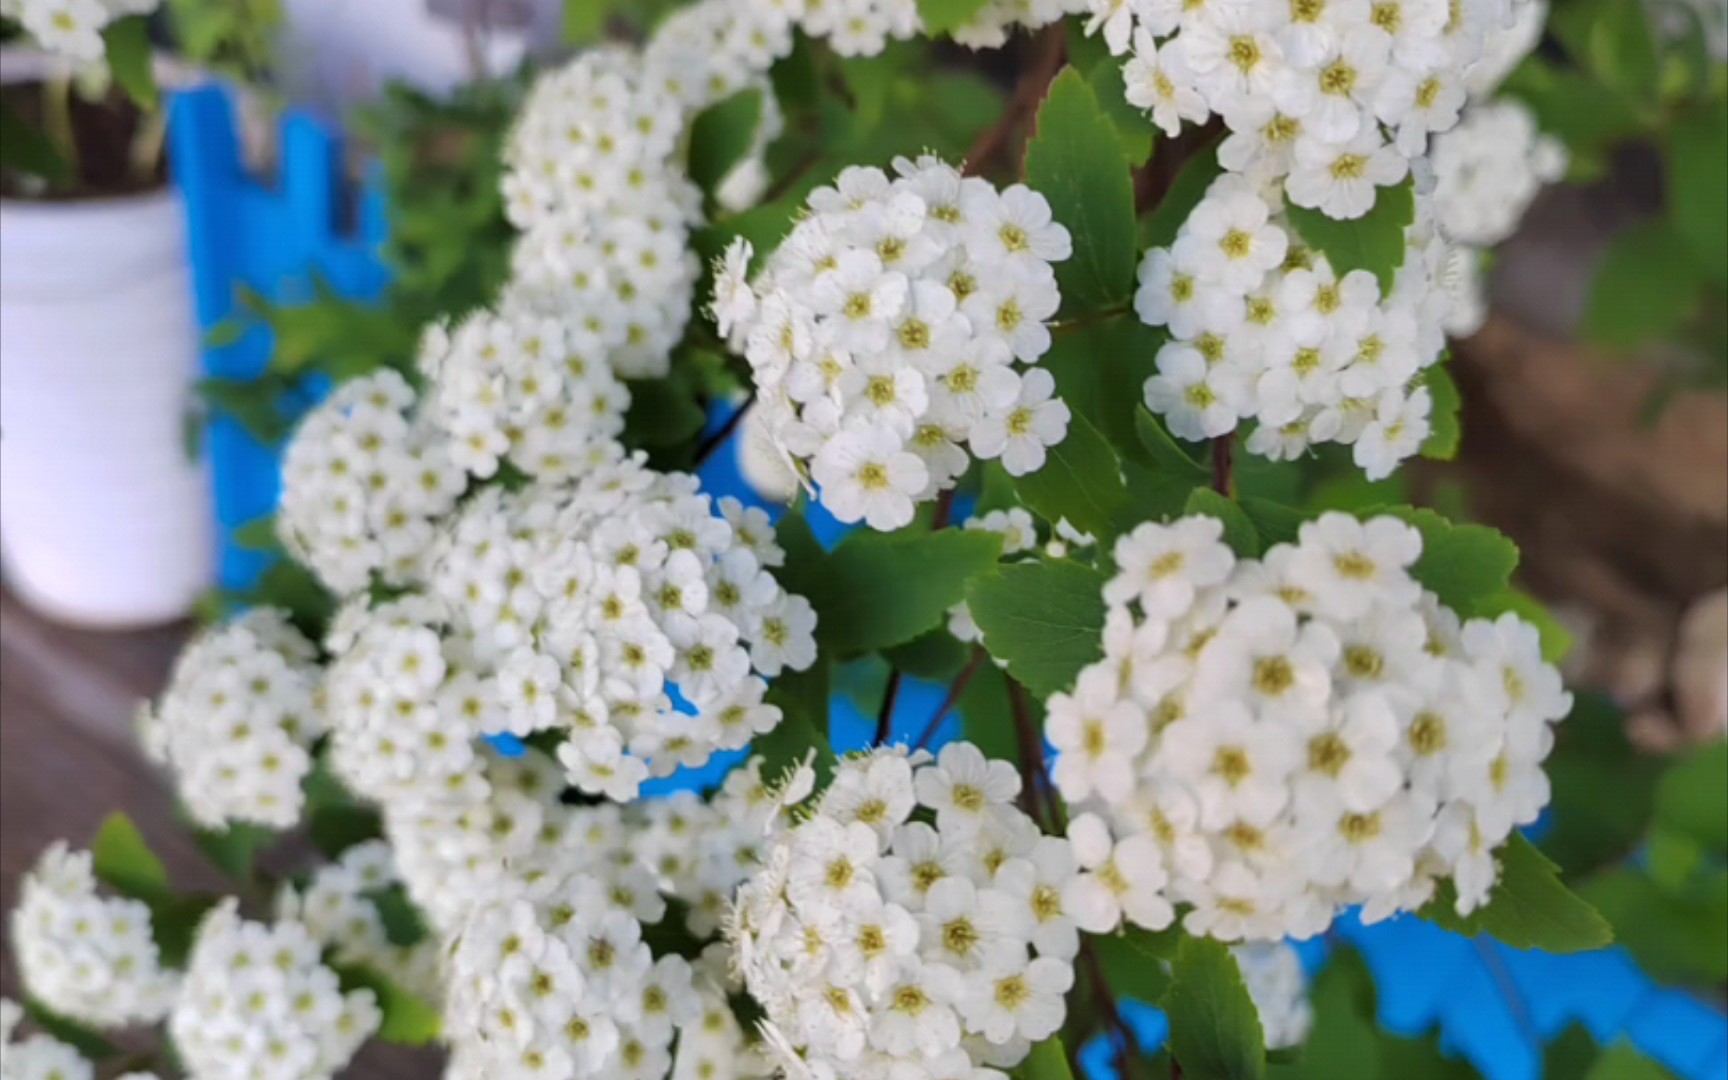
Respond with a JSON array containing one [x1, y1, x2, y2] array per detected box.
[[1418, 362, 1462, 461], [1667, 98, 1728, 284], [22, 996, 117, 1060], [331, 963, 442, 1045], [959, 662, 1020, 766], [1093, 929, 1174, 1006], [1014, 412, 1131, 539], [688, 88, 765, 207], [1583, 1044, 1679, 1080], [1165, 936, 1266, 1080], [103, 16, 158, 109], [191, 821, 274, 881], [1376, 507, 1520, 613], [800, 528, 1004, 657], [1475, 588, 1574, 662], [1023, 68, 1139, 313], [1579, 865, 1728, 984], [92, 812, 170, 900], [1019, 1036, 1077, 1080], [1043, 317, 1164, 471], [1282, 177, 1416, 294], [882, 629, 971, 681], [1185, 489, 1260, 557], [0, 97, 71, 183], [1540, 694, 1662, 880], [367, 885, 431, 948], [196, 374, 295, 445], [1140, 143, 1223, 250], [915, 0, 992, 35], [1085, 61, 1157, 168], [1653, 736, 1728, 851], [1581, 222, 1707, 349], [966, 559, 1108, 698], [759, 661, 835, 786], [167, 0, 282, 86], [1419, 834, 1614, 952]]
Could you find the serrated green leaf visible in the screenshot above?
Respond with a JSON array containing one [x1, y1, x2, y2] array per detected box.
[[688, 88, 765, 204], [1135, 406, 1208, 475], [803, 529, 1004, 657], [1044, 316, 1164, 470], [1420, 834, 1614, 952], [1185, 489, 1260, 557], [1655, 740, 1728, 851], [1166, 937, 1266, 1080], [1094, 931, 1173, 1005], [0, 97, 72, 184], [760, 660, 835, 787], [1021, 1036, 1076, 1080], [966, 559, 1108, 698], [331, 963, 441, 1045], [1024, 68, 1138, 313], [1015, 411, 1130, 540], [1284, 177, 1416, 293], [92, 813, 170, 901], [1142, 143, 1224, 250], [1580, 222, 1706, 349], [1418, 362, 1462, 461], [1376, 507, 1519, 612], [1086, 61, 1156, 167], [1668, 99, 1728, 284], [883, 629, 970, 680], [103, 16, 159, 109], [915, 0, 992, 33], [1239, 497, 1306, 548]]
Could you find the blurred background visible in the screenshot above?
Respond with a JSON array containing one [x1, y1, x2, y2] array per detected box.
[[0, 1, 1723, 1077]]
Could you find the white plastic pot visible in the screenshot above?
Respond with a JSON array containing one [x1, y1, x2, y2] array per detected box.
[[1, 58, 213, 627]]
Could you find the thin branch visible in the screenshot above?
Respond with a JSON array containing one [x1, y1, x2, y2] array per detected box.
[[1082, 940, 1140, 1074], [692, 393, 756, 468], [874, 669, 904, 746], [1211, 432, 1234, 497], [932, 487, 958, 530], [911, 647, 988, 751], [963, 25, 1067, 178]]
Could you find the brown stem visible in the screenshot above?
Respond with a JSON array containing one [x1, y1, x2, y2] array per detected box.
[[1211, 432, 1234, 497], [692, 392, 756, 468], [874, 668, 904, 746], [963, 25, 1067, 179], [1007, 676, 1065, 832], [911, 647, 988, 751], [932, 487, 957, 529]]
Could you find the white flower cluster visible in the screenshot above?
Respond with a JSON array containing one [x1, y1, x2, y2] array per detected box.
[[719, 159, 1075, 530], [277, 370, 467, 596], [949, 0, 1093, 47], [433, 752, 802, 1079], [416, 303, 631, 478], [1046, 512, 1571, 941], [324, 453, 814, 808], [170, 901, 380, 1080], [1135, 171, 1453, 479], [275, 840, 442, 1003], [10, 844, 179, 1029], [1232, 941, 1313, 1049], [732, 744, 1083, 1080], [1, 999, 161, 1080], [1103, 0, 1545, 219], [0, 0, 158, 64], [137, 607, 324, 830]]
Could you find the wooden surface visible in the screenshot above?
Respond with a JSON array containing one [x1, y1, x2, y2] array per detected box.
[[0, 587, 442, 1077]]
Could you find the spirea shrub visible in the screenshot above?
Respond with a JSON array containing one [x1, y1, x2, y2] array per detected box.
[[7, 0, 1650, 1073]]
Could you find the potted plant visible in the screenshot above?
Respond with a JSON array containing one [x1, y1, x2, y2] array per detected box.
[[0, 3, 273, 626]]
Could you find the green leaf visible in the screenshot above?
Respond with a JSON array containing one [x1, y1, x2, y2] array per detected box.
[[103, 16, 159, 109], [247, 560, 337, 640], [366, 885, 430, 948], [1574, 0, 1660, 100], [92, 812, 170, 901], [1021, 1036, 1076, 1080], [1655, 740, 1728, 851], [147, 892, 221, 968], [232, 515, 282, 553], [966, 559, 1108, 699], [1418, 362, 1462, 461], [622, 378, 707, 449], [1543, 1024, 1602, 1080], [1578, 866, 1727, 984], [688, 88, 765, 205], [1094, 930, 1174, 1006], [1044, 316, 1164, 470], [1141, 143, 1223, 250], [960, 663, 1018, 767], [22, 996, 118, 1060], [192, 821, 274, 881], [1540, 693, 1661, 880], [883, 629, 970, 681], [1165, 937, 1266, 1080], [1668, 99, 1728, 284], [1086, 61, 1156, 167], [809, 529, 1004, 657], [1267, 948, 1379, 1080], [331, 963, 441, 1045], [197, 376, 292, 445], [1014, 411, 1130, 540], [0, 97, 72, 184], [563, 0, 610, 43], [1023, 68, 1139, 313], [1584, 1043, 1679, 1080], [1377, 507, 1519, 612], [1580, 222, 1706, 349], [760, 661, 835, 787], [1419, 834, 1614, 952], [1283, 177, 1416, 294], [1185, 489, 1261, 557], [1135, 406, 1208, 476], [1239, 498, 1306, 548], [1500, 58, 1643, 175], [309, 804, 384, 860], [915, 0, 992, 34]]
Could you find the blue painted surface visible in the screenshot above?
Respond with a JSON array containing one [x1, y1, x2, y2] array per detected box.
[[175, 81, 1725, 1080]]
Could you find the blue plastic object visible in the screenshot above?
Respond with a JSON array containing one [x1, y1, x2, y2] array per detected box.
[[171, 84, 391, 594], [171, 80, 1726, 1080]]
